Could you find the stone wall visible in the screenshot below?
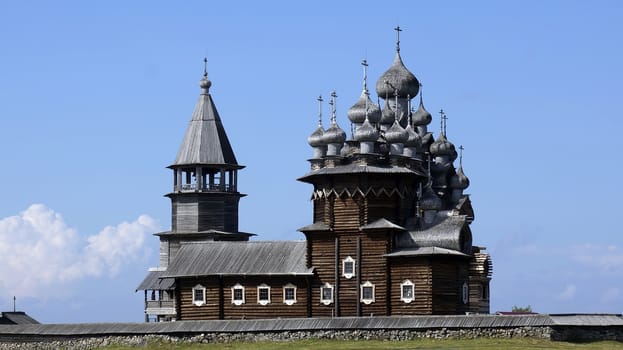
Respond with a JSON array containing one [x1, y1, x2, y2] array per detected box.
[[0, 327, 565, 350]]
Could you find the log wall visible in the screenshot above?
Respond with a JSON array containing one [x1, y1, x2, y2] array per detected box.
[[177, 276, 309, 320]]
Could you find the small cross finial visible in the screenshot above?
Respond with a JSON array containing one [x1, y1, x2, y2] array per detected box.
[[362, 59, 369, 92], [317, 95, 324, 127], [330, 91, 337, 123], [439, 109, 447, 135], [203, 57, 208, 78], [459, 145, 464, 167], [394, 26, 402, 52], [419, 83, 424, 104]]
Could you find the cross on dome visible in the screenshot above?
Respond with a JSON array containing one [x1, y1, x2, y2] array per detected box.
[[394, 26, 402, 52]]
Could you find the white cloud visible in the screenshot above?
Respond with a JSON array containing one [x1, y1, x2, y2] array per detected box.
[[571, 244, 623, 273], [0, 204, 157, 299], [557, 284, 577, 301]]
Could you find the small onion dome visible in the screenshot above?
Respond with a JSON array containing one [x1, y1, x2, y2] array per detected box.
[[380, 99, 396, 124], [384, 120, 409, 144], [404, 124, 421, 148], [322, 122, 347, 144], [412, 100, 432, 126], [375, 52, 420, 99], [420, 185, 442, 210], [199, 75, 212, 93], [450, 167, 470, 190], [430, 133, 456, 157], [307, 125, 326, 147], [354, 119, 380, 142], [347, 91, 382, 124]]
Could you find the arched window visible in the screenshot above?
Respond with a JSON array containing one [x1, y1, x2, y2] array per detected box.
[[360, 281, 375, 304], [342, 256, 356, 279], [257, 284, 271, 305], [400, 280, 414, 303], [192, 284, 206, 306], [320, 283, 333, 305], [231, 283, 245, 306], [283, 283, 297, 305], [461, 282, 469, 304]]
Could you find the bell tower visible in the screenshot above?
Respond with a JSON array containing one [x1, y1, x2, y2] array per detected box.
[[158, 59, 251, 267]]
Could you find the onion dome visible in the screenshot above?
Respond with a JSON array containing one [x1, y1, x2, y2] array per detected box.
[[348, 91, 382, 124], [450, 167, 470, 190], [308, 95, 327, 147], [354, 119, 380, 142], [420, 185, 442, 210], [404, 124, 421, 148], [384, 120, 409, 144], [199, 58, 212, 93], [412, 99, 432, 126], [430, 133, 456, 157], [323, 121, 346, 144], [380, 99, 396, 124], [375, 52, 420, 99], [307, 125, 326, 147]]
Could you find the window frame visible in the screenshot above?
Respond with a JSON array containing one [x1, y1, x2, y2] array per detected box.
[[283, 283, 297, 305], [257, 284, 271, 305], [231, 283, 245, 306], [400, 280, 414, 303], [192, 284, 206, 307], [461, 282, 469, 304], [360, 281, 375, 305], [342, 256, 356, 279], [320, 283, 334, 305]]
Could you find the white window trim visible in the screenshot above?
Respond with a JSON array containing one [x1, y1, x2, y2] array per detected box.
[[360, 281, 375, 305], [342, 256, 356, 279], [231, 283, 245, 306], [400, 280, 414, 303], [283, 283, 297, 305], [462, 282, 469, 304], [192, 284, 206, 307], [257, 284, 271, 305], [320, 283, 334, 305]]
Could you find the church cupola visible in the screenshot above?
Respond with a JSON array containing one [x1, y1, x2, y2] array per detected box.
[[322, 91, 346, 156], [375, 26, 420, 100], [449, 145, 470, 202], [166, 58, 247, 237], [308, 95, 327, 159], [403, 103, 421, 158], [384, 93, 409, 156], [348, 60, 381, 128]]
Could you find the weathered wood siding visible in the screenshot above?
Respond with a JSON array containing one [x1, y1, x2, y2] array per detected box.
[[389, 257, 433, 315], [177, 277, 309, 320], [431, 258, 469, 315], [307, 233, 336, 317], [171, 193, 241, 233]]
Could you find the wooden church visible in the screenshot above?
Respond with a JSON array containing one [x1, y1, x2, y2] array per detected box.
[[137, 29, 492, 322]]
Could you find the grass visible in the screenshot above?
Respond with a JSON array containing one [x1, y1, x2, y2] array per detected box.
[[102, 338, 623, 350]]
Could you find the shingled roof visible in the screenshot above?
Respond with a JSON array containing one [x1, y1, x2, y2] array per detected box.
[[172, 77, 238, 167], [162, 241, 314, 277]]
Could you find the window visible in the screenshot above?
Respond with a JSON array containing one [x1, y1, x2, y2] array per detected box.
[[342, 256, 355, 279], [320, 283, 333, 305], [482, 282, 489, 300], [231, 283, 245, 305], [400, 280, 414, 303], [461, 282, 469, 304], [257, 284, 271, 305], [360, 281, 375, 304], [192, 284, 205, 306], [283, 283, 297, 305]]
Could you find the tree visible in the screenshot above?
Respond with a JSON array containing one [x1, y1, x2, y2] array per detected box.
[[512, 305, 532, 313]]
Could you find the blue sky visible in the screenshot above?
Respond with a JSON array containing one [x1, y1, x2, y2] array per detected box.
[[0, 1, 622, 323]]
